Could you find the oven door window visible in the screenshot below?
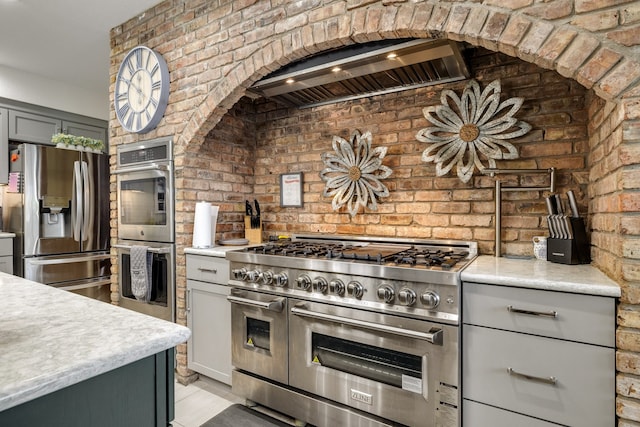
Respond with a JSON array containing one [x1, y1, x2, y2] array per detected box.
[[246, 317, 271, 351], [120, 252, 168, 305], [312, 333, 422, 391], [119, 177, 167, 226]]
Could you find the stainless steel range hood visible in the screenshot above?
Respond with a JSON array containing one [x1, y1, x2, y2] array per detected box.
[[248, 39, 470, 108]]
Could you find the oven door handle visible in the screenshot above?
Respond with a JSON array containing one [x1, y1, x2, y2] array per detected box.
[[227, 295, 285, 312], [113, 244, 171, 254], [113, 164, 170, 174], [291, 306, 443, 345]]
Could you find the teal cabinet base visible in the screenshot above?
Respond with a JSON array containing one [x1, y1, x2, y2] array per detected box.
[[0, 349, 175, 427]]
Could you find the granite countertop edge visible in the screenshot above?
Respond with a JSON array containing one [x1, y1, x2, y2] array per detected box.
[[462, 255, 621, 298], [0, 274, 191, 412]]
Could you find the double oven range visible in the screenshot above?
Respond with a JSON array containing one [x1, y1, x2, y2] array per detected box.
[[226, 235, 477, 427], [113, 137, 175, 321]]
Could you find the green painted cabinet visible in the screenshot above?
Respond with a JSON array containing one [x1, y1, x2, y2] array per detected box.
[[0, 350, 176, 427]]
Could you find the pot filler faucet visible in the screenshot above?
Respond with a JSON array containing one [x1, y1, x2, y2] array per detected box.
[[481, 167, 556, 257]]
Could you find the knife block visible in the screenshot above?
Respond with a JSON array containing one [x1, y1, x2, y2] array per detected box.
[[547, 217, 590, 265], [244, 216, 262, 245]]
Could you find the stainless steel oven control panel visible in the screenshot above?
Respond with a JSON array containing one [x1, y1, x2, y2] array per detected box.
[[229, 262, 460, 324]]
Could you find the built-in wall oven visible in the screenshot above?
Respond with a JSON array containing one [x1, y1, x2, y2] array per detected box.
[[115, 138, 174, 243], [227, 235, 477, 427], [114, 137, 175, 321], [114, 240, 174, 321]]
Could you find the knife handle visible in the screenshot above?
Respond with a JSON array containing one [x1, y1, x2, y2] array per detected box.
[[545, 197, 556, 215], [567, 191, 580, 218], [553, 194, 564, 215]]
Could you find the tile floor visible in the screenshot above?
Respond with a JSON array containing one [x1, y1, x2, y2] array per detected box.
[[172, 376, 243, 427], [172, 375, 302, 427]]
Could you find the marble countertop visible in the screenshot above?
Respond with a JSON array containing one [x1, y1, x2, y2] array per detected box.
[[185, 245, 250, 257], [0, 274, 191, 412], [462, 255, 620, 297]]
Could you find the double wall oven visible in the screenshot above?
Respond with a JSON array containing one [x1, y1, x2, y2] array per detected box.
[[226, 235, 477, 427], [113, 137, 175, 321]]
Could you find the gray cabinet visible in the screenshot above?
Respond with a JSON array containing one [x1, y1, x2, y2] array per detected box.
[[8, 110, 106, 150], [186, 254, 232, 385], [462, 282, 616, 427], [64, 120, 107, 145], [0, 108, 7, 184], [0, 236, 13, 274], [9, 110, 60, 144]]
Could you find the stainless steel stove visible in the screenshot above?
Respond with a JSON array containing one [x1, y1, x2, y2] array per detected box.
[[226, 235, 477, 427]]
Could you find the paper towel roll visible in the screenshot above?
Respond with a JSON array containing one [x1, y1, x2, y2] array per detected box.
[[193, 202, 217, 248], [210, 205, 219, 245]]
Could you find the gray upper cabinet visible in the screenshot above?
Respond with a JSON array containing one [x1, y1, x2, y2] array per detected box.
[[8, 110, 106, 151], [9, 110, 60, 145], [64, 120, 107, 146], [0, 108, 7, 184]]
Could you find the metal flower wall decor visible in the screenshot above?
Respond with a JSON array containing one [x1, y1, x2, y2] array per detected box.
[[320, 130, 392, 217], [416, 79, 531, 183]]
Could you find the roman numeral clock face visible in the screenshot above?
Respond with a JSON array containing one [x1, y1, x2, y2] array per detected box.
[[114, 46, 170, 133]]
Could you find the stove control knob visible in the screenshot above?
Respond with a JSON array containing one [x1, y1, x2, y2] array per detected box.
[[377, 285, 395, 304], [347, 281, 364, 299], [274, 272, 288, 288], [297, 274, 312, 291], [231, 268, 247, 281], [329, 279, 345, 296], [312, 277, 328, 294], [246, 269, 261, 283], [259, 271, 274, 286], [421, 291, 440, 309], [398, 288, 417, 306]]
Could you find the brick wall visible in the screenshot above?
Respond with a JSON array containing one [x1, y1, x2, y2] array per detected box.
[[249, 48, 589, 256], [109, 0, 640, 423]]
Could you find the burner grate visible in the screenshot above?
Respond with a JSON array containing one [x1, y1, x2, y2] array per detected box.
[[245, 240, 471, 271], [390, 248, 469, 270]]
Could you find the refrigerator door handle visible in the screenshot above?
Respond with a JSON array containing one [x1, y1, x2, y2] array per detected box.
[[81, 161, 90, 241], [58, 278, 111, 292], [72, 161, 82, 242], [26, 253, 110, 265]]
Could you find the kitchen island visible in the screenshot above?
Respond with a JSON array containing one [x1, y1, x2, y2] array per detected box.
[[0, 273, 190, 427]]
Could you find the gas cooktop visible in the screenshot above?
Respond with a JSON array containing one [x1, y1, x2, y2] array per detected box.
[[226, 235, 478, 323], [246, 240, 471, 271], [227, 235, 477, 285]]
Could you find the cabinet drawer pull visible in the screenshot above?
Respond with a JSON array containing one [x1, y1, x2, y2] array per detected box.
[[507, 305, 557, 318], [507, 367, 557, 385], [198, 267, 218, 274]]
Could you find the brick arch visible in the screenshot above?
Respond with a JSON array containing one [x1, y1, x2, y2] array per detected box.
[[178, 1, 638, 155], [107, 3, 639, 416]]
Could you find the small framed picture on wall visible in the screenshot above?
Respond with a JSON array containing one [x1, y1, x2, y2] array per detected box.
[[280, 172, 303, 207]]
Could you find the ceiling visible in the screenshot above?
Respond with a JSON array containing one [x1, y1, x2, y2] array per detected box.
[[0, 0, 161, 97], [0, 0, 471, 115]]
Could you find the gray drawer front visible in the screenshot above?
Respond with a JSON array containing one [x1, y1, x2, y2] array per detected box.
[[186, 255, 229, 284], [463, 282, 615, 347], [0, 238, 12, 256], [463, 400, 561, 427], [463, 325, 615, 427]]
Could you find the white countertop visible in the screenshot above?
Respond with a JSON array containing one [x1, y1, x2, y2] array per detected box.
[[0, 232, 15, 238], [0, 274, 191, 412], [185, 245, 250, 257], [462, 255, 621, 297]]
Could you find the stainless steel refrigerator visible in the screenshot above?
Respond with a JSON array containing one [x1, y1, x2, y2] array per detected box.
[[3, 143, 111, 301]]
